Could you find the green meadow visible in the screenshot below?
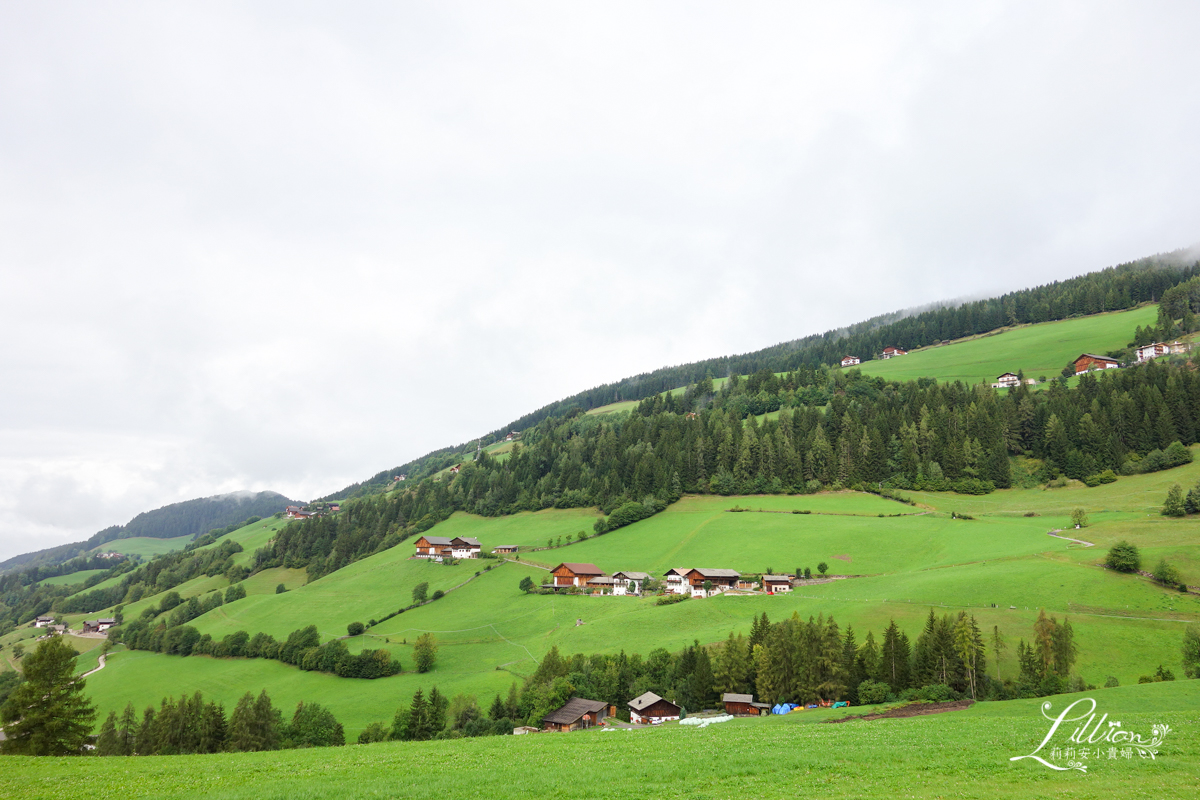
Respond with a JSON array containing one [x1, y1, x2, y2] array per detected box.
[[37, 569, 107, 587], [856, 305, 1158, 385], [6, 681, 1198, 800], [91, 534, 195, 559], [63, 456, 1200, 740]]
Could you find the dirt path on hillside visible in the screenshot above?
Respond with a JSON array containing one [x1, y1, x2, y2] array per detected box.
[[1048, 529, 1094, 547], [79, 653, 106, 679], [827, 699, 973, 723]]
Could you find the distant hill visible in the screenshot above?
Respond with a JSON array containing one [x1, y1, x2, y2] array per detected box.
[[0, 491, 296, 573]]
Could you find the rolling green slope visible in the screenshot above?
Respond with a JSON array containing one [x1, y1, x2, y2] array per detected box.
[[78, 460, 1200, 738], [92, 534, 195, 559], [36, 568, 107, 587], [856, 305, 1158, 385]]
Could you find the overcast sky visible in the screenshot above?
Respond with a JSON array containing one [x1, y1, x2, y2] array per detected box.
[[2, 2, 1199, 562]]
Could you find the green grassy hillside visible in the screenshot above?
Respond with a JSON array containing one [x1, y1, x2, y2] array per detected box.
[[36, 568, 107, 587], [857, 305, 1158, 385], [8, 680, 1198, 800], [92, 534, 195, 559], [74, 454, 1200, 739]]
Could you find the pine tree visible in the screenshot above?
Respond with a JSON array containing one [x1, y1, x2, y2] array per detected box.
[[119, 702, 138, 756], [96, 711, 120, 756], [0, 637, 95, 755], [876, 620, 911, 693]]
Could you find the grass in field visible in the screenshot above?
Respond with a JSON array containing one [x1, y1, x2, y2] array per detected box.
[[79, 487, 1200, 739], [9, 681, 1200, 800], [37, 569, 107, 587], [92, 534, 195, 559], [856, 305, 1157, 386]]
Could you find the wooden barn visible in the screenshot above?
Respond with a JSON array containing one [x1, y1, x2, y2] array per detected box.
[[542, 698, 611, 732], [548, 562, 606, 588], [684, 568, 740, 596], [722, 693, 770, 716], [1073, 353, 1120, 374], [762, 574, 793, 593], [493, 545, 519, 554], [413, 536, 454, 560], [628, 692, 681, 724]]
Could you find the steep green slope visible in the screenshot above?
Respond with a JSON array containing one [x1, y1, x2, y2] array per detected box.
[[80, 463, 1200, 737], [856, 305, 1157, 385]]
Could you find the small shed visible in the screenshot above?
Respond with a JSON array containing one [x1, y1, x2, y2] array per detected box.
[[762, 574, 793, 593], [493, 545, 519, 554], [723, 693, 764, 716], [628, 692, 681, 724], [542, 697, 610, 732]]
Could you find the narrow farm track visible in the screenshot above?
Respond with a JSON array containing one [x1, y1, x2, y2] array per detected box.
[[1048, 528, 1095, 547], [79, 652, 107, 679]]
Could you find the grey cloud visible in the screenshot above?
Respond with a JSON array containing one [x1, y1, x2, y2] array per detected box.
[[1, 2, 1199, 560]]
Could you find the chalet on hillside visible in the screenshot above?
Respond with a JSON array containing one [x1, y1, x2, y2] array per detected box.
[[628, 692, 681, 724], [285, 505, 315, 520], [542, 698, 611, 732], [723, 693, 771, 716], [612, 571, 651, 596], [503, 431, 522, 443], [548, 562, 606, 588], [762, 574, 792, 593], [840, 356, 861, 367], [1073, 353, 1120, 374], [663, 568, 692, 595], [881, 346, 907, 359], [450, 537, 481, 559], [1136, 341, 1189, 362], [684, 568, 740, 597], [34, 615, 54, 628], [82, 618, 116, 634], [993, 372, 1020, 389], [413, 536, 454, 559], [493, 545, 519, 554]]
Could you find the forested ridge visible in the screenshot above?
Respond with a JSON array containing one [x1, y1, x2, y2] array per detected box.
[[326, 249, 1200, 501], [0, 491, 294, 574], [265, 357, 1199, 583]]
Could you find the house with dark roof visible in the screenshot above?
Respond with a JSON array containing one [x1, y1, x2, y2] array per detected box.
[[1073, 353, 1120, 374], [684, 568, 741, 597], [413, 536, 454, 560], [722, 692, 771, 716], [548, 563, 606, 588], [628, 692, 681, 724], [542, 697, 611, 732], [450, 537, 481, 559], [34, 615, 55, 628]]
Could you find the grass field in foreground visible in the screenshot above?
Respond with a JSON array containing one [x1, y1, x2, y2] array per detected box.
[[856, 305, 1158, 386], [6, 682, 1198, 800]]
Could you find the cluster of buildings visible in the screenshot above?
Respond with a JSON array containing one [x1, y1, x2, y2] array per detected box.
[[1135, 340, 1189, 363], [995, 342, 1193, 389], [412, 535, 483, 560], [541, 563, 800, 598], [841, 346, 907, 367], [537, 691, 778, 732], [285, 504, 340, 520]]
